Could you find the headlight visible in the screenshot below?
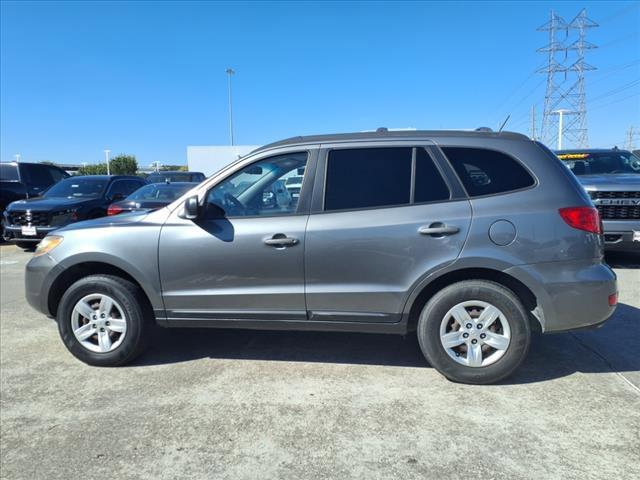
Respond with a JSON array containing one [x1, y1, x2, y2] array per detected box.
[[34, 235, 64, 257]]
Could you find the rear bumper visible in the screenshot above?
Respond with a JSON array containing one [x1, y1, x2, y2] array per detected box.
[[504, 259, 617, 333], [601, 219, 640, 253]]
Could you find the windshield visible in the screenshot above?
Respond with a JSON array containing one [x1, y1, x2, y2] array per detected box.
[[44, 177, 108, 198], [558, 151, 640, 175], [0, 163, 19, 181], [127, 183, 194, 201]]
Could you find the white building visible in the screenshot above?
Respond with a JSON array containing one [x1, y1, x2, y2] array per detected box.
[[186, 145, 260, 176]]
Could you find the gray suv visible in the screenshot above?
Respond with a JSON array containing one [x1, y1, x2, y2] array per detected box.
[[25, 130, 617, 384]]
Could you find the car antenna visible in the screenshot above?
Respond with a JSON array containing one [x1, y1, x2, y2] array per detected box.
[[498, 115, 511, 133]]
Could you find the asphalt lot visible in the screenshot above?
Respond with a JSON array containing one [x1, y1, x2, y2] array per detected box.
[[0, 244, 638, 480]]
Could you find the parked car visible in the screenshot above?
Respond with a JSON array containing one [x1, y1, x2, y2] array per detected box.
[[3, 175, 146, 248], [25, 130, 617, 384], [107, 182, 198, 216], [145, 171, 205, 183], [556, 148, 640, 252], [1, 162, 69, 241], [284, 175, 304, 199]]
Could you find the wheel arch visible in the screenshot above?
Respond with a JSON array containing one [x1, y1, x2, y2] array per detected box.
[[404, 267, 541, 333], [48, 261, 157, 320]]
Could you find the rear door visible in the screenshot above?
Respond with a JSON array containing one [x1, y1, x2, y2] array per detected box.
[[304, 143, 472, 323]]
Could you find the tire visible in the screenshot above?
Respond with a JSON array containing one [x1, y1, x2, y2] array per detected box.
[[16, 241, 36, 250], [417, 280, 531, 385], [57, 274, 151, 366]]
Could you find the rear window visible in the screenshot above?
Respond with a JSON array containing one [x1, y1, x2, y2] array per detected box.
[[324, 148, 412, 211], [0, 163, 19, 181], [442, 147, 535, 197]]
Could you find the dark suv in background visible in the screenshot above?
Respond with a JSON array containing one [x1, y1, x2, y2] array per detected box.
[[24, 130, 617, 384], [1, 162, 69, 239], [557, 149, 640, 253], [3, 175, 146, 248]]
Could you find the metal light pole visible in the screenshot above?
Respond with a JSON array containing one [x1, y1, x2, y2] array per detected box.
[[226, 68, 235, 146], [104, 149, 111, 175], [553, 109, 572, 150], [14, 154, 21, 163]]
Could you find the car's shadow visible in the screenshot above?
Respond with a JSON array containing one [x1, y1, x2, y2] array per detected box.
[[606, 251, 640, 269], [133, 302, 639, 386]]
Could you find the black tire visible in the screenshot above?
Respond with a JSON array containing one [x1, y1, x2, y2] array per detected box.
[[16, 241, 36, 250], [57, 274, 151, 366], [417, 280, 531, 385]]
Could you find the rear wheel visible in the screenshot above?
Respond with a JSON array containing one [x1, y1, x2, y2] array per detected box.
[[57, 274, 151, 366], [417, 280, 531, 384]]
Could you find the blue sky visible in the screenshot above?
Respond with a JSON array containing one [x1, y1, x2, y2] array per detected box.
[[1, 1, 639, 166]]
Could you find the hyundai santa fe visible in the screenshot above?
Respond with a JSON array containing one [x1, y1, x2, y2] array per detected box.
[[24, 130, 617, 384]]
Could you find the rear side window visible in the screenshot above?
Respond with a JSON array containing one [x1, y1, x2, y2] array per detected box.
[[414, 148, 450, 203], [442, 147, 535, 197], [324, 148, 412, 211]]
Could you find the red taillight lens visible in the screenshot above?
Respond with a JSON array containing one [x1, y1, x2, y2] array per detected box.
[[558, 207, 602, 234], [107, 205, 123, 216], [608, 292, 618, 306]]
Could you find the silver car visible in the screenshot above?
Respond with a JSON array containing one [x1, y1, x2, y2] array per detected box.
[[24, 130, 617, 384]]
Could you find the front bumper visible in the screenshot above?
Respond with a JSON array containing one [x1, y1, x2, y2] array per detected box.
[[3, 225, 58, 242], [25, 252, 63, 316], [601, 219, 640, 253], [504, 259, 617, 333]]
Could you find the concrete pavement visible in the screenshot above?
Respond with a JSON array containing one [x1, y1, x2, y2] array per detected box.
[[0, 244, 638, 479]]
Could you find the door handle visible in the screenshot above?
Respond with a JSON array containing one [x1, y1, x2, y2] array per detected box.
[[263, 234, 299, 247], [418, 223, 460, 236]]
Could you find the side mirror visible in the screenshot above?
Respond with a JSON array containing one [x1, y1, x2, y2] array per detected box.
[[179, 195, 200, 220]]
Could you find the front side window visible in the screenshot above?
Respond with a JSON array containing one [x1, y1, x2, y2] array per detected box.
[[204, 152, 308, 218], [324, 148, 412, 211], [0, 164, 20, 181], [108, 180, 144, 199], [442, 147, 535, 197], [128, 183, 195, 201], [23, 164, 54, 186]]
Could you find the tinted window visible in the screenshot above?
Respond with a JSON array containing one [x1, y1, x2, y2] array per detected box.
[[22, 164, 54, 186], [0, 163, 19, 181], [109, 179, 145, 199], [205, 152, 308, 218], [414, 148, 450, 203], [48, 166, 68, 182], [128, 183, 195, 201], [325, 148, 412, 211], [442, 147, 535, 197]]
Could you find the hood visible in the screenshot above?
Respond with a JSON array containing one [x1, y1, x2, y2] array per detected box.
[[576, 174, 640, 190], [6, 196, 96, 211], [56, 210, 150, 234]]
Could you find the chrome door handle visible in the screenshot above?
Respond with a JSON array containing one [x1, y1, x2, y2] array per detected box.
[[264, 235, 299, 247], [418, 223, 460, 236]]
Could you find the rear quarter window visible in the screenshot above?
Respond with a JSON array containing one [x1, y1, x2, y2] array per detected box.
[[441, 147, 535, 197]]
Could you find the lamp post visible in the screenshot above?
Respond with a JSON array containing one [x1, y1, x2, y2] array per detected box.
[[226, 68, 235, 146], [104, 149, 111, 175], [14, 154, 21, 163], [552, 109, 572, 150]]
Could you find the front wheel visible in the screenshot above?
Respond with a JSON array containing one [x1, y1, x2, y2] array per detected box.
[[57, 274, 151, 366], [417, 280, 531, 385]]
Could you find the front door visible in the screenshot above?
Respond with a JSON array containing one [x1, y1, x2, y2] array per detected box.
[[158, 150, 315, 323]]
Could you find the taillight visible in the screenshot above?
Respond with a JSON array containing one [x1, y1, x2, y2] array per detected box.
[[608, 292, 618, 307], [558, 207, 602, 234], [107, 204, 123, 216]]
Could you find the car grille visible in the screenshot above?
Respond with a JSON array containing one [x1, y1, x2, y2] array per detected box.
[[7, 210, 50, 226], [590, 191, 640, 220]]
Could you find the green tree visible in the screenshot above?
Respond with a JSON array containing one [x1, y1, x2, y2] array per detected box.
[[77, 163, 108, 175], [110, 154, 138, 175], [160, 164, 188, 172]]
